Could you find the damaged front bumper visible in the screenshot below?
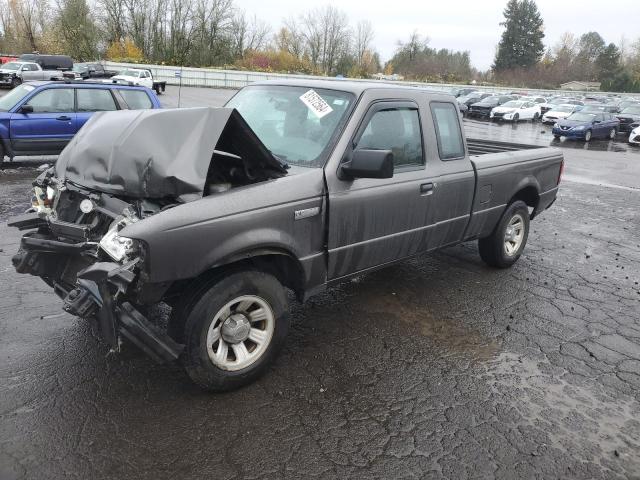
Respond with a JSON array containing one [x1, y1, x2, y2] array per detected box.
[[9, 187, 184, 364]]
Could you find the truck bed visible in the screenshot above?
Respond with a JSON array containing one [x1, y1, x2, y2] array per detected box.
[[464, 138, 563, 241]]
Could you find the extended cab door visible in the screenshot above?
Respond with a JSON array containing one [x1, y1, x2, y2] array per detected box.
[[325, 94, 437, 280], [9, 87, 76, 154]]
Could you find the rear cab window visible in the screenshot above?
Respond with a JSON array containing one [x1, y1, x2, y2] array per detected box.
[[430, 102, 465, 160], [118, 89, 153, 109]]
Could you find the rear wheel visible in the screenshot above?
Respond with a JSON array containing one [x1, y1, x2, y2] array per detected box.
[[533, 112, 540, 121], [180, 270, 290, 391], [478, 200, 530, 268], [584, 130, 592, 142], [609, 128, 616, 140], [513, 113, 520, 122]]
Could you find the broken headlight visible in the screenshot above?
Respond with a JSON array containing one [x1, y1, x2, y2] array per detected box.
[[99, 216, 138, 262]]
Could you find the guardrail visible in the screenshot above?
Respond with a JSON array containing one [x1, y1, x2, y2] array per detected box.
[[103, 61, 638, 98]]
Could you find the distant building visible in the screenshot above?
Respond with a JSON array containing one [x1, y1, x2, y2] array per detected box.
[[560, 81, 601, 92]]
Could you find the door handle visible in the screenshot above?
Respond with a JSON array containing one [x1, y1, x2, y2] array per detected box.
[[56, 116, 71, 121], [420, 182, 434, 195]]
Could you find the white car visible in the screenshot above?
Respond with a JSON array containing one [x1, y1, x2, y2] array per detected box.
[[542, 104, 578, 124], [490, 100, 541, 122], [108, 68, 153, 89], [630, 126, 640, 145]]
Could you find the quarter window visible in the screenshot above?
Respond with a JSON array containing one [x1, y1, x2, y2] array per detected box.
[[118, 89, 153, 109], [431, 102, 465, 160], [25, 88, 74, 113], [77, 89, 117, 112], [356, 107, 423, 167]]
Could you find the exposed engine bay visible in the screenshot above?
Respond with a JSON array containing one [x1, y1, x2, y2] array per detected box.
[[9, 107, 287, 363]]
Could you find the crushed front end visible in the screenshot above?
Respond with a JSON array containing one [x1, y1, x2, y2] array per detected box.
[[9, 168, 183, 363]]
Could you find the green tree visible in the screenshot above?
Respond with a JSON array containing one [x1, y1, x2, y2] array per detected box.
[[54, 0, 98, 60], [493, 0, 545, 72], [595, 43, 621, 81]]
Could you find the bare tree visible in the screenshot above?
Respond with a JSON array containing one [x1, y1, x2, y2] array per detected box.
[[354, 19, 373, 68], [231, 11, 270, 58]]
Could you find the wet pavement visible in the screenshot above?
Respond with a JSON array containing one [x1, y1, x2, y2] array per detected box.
[[1, 87, 640, 479]]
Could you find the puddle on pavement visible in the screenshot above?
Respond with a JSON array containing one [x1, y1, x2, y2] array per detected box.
[[345, 274, 501, 363], [0, 169, 36, 222], [485, 352, 640, 462]]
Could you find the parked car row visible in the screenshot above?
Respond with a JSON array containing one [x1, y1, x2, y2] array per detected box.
[[451, 86, 640, 143]]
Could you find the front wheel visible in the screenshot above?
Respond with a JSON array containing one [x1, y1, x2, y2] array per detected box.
[[11, 76, 21, 88], [584, 130, 592, 142], [533, 112, 540, 121], [609, 128, 616, 140], [478, 200, 530, 268], [513, 113, 519, 122], [180, 270, 290, 391]]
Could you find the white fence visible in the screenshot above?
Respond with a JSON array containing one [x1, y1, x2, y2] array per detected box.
[[103, 61, 638, 98]]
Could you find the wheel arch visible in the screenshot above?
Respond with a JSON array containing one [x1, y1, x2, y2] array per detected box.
[[508, 181, 540, 219]]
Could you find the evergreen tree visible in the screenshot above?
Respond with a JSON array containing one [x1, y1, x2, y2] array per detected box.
[[493, 0, 545, 71], [596, 43, 621, 81]]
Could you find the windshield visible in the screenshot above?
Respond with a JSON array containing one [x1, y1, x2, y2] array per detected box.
[[567, 113, 596, 122], [477, 97, 498, 105], [73, 64, 89, 72], [501, 101, 522, 108], [226, 85, 354, 168], [0, 84, 35, 111], [118, 69, 141, 77], [621, 106, 640, 115], [1, 62, 21, 71]]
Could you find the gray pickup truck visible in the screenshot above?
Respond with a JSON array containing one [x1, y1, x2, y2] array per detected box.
[[0, 61, 64, 88], [9, 80, 563, 391]]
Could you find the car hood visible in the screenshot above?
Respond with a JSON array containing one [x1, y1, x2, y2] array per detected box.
[[556, 119, 590, 128], [0, 68, 17, 74], [492, 106, 516, 114], [545, 110, 572, 118], [54, 107, 287, 202]]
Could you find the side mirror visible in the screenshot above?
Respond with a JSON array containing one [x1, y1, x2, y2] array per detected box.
[[340, 149, 394, 180], [20, 105, 33, 113]]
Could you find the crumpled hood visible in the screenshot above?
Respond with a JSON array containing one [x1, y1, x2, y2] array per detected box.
[[54, 107, 287, 202]]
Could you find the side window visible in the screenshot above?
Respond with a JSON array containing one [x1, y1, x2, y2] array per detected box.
[[77, 88, 117, 112], [25, 88, 74, 113], [431, 102, 465, 160], [118, 89, 153, 109], [356, 106, 423, 167], [26, 64, 38, 71]]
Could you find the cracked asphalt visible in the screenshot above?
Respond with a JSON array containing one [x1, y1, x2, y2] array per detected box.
[[1, 87, 640, 480]]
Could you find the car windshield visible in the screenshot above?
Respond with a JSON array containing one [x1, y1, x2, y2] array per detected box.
[[119, 69, 141, 77], [502, 101, 522, 108], [621, 106, 640, 114], [225, 85, 354, 168], [477, 97, 498, 105], [73, 64, 89, 72], [2, 62, 21, 71], [568, 113, 596, 122], [0, 84, 36, 111]]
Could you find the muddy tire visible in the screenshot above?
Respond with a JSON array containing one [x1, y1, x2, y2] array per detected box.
[[11, 76, 21, 88], [478, 200, 530, 268], [180, 270, 289, 391]]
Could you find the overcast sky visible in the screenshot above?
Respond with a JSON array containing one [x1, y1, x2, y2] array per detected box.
[[235, 0, 639, 70]]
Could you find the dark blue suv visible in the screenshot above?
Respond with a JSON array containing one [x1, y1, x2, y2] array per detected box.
[[0, 81, 161, 159]]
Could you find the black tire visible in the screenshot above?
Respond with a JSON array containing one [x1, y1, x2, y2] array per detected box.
[[584, 130, 592, 142], [513, 113, 519, 122], [553, 135, 560, 139], [478, 200, 530, 268], [609, 128, 616, 140], [11, 76, 21, 88], [533, 112, 540, 121], [180, 270, 289, 391]]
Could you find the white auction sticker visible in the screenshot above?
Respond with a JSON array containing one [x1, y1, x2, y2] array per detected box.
[[299, 89, 333, 118]]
